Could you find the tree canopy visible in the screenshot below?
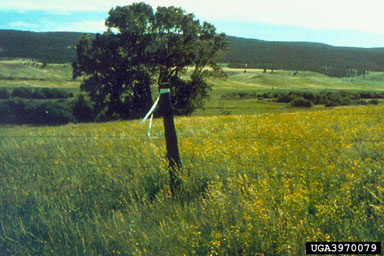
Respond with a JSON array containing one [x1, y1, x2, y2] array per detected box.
[[72, 2, 227, 120]]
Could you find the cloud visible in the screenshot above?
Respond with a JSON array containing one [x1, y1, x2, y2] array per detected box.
[[10, 21, 39, 30], [0, 0, 129, 11], [0, 10, 107, 33], [1, 0, 384, 36], [53, 21, 107, 33], [142, 0, 384, 35]]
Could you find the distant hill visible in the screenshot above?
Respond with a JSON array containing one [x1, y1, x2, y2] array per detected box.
[[221, 36, 384, 77], [1, 30, 384, 77], [0, 30, 84, 63]]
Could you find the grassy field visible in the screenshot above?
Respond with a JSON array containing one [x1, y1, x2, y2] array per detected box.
[[0, 59, 79, 89], [207, 67, 384, 91], [2, 59, 384, 116], [3, 59, 384, 92], [1, 59, 384, 255], [197, 68, 384, 115], [1, 105, 383, 255]]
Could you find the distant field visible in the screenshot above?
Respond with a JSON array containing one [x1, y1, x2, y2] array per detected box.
[[2, 59, 384, 117], [0, 59, 80, 89], [2, 58, 384, 93], [208, 67, 384, 91], [196, 67, 384, 115]]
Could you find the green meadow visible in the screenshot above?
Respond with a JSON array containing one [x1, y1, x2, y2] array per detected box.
[[1, 59, 384, 255], [0, 59, 78, 89], [2, 59, 384, 109]]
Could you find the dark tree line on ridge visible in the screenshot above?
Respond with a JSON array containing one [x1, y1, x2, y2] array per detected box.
[[0, 30, 83, 63], [1, 30, 384, 77], [221, 36, 384, 77]]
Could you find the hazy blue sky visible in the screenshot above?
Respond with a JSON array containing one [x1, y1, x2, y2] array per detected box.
[[1, 0, 384, 47]]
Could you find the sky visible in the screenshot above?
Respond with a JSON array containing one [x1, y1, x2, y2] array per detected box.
[[1, 0, 384, 48]]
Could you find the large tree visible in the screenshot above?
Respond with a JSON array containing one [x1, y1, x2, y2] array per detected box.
[[72, 2, 227, 119]]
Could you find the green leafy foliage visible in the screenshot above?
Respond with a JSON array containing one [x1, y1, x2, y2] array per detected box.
[[0, 87, 79, 125], [290, 97, 313, 107], [11, 87, 34, 98], [72, 3, 228, 119], [72, 94, 95, 122], [221, 90, 384, 108], [0, 88, 10, 99], [10, 87, 73, 99], [0, 98, 75, 125]]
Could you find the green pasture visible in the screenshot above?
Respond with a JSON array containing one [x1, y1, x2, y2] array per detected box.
[[1, 59, 384, 117], [0, 59, 79, 89], [1, 106, 383, 255], [1, 59, 384, 254], [2, 59, 384, 92], [208, 67, 384, 92]]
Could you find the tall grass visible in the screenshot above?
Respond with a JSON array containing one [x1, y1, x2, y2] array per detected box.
[[1, 105, 383, 255]]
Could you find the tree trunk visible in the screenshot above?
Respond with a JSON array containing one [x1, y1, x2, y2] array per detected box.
[[159, 86, 183, 196]]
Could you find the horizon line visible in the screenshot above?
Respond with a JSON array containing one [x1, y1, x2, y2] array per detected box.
[[1, 28, 384, 49]]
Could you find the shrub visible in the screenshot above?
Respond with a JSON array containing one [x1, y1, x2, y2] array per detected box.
[[290, 97, 313, 107], [277, 93, 294, 103], [11, 87, 34, 98], [369, 99, 379, 105], [288, 91, 303, 97], [54, 89, 73, 99], [303, 92, 315, 101], [73, 95, 95, 122], [10, 88, 73, 100], [359, 91, 374, 99], [238, 92, 247, 98], [0, 89, 10, 99], [2, 98, 75, 125], [250, 92, 259, 98], [262, 92, 273, 98], [312, 92, 327, 105], [0, 100, 11, 123], [31, 89, 46, 99], [41, 88, 72, 99], [324, 99, 340, 107], [371, 92, 384, 99], [220, 93, 238, 100], [325, 93, 351, 107], [42, 100, 76, 124]]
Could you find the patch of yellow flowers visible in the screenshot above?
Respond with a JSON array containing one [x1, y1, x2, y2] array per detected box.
[[1, 105, 383, 255]]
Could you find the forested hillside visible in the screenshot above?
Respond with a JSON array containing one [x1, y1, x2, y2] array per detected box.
[[1, 30, 384, 77], [0, 30, 84, 63], [221, 36, 384, 77]]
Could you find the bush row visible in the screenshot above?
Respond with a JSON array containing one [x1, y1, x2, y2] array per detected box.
[[1, 89, 382, 125], [0, 93, 160, 125], [0, 99, 75, 125], [221, 90, 384, 108], [279, 91, 381, 107], [0, 87, 74, 100], [0, 95, 95, 125]]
